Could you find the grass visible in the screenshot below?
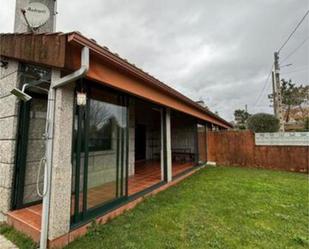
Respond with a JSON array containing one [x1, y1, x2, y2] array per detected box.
[[66, 166, 308, 249], [0, 223, 37, 249], [1, 166, 308, 249]]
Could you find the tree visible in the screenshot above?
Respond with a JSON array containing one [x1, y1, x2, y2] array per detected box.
[[280, 79, 309, 122], [295, 85, 309, 122], [234, 109, 251, 129], [304, 117, 309, 131], [247, 113, 279, 133]]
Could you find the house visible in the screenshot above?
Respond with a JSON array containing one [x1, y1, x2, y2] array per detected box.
[[284, 106, 309, 131], [0, 32, 232, 247]]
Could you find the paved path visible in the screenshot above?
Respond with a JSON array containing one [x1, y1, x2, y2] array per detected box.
[[0, 235, 18, 249]]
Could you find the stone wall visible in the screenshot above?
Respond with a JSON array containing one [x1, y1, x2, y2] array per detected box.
[[171, 116, 196, 153], [0, 59, 20, 222], [145, 128, 161, 160], [48, 79, 74, 240], [0, 0, 57, 222]]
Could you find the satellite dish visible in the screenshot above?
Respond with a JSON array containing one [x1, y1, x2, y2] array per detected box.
[[22, 2, 50, 29]]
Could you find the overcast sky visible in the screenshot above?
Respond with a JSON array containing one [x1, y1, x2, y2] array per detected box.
[[1, 0, 308, 121]]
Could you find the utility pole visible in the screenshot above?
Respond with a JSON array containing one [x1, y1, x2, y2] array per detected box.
[[271, 67, 277, 115], [272, 52, 285, 132]]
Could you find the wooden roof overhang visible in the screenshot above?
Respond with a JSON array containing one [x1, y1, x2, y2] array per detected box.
[[0, 32, 232, 129]]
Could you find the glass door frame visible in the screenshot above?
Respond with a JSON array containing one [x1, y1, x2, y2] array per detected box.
[[71, 80, 130, 225], [12, 92, 48, 210]]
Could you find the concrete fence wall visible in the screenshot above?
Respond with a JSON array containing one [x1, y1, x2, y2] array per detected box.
[[207, 130, 308, 173]]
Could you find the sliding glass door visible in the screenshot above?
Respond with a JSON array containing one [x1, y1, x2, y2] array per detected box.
[[72, 81, 128, 224], [13, 93, 48, 209]]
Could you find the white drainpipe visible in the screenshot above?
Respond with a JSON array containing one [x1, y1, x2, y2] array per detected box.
[[40, 46, 89, 249]]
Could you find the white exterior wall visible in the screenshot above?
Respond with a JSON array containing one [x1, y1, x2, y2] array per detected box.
[[255, 132, 309, 146], [128, 98, 135, 176], [165, 108, 172, 182]]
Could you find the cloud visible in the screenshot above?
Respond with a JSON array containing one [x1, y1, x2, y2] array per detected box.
[[1, 0, 308, 121]]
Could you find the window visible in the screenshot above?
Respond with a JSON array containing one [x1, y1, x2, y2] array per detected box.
[[20, 63, 51, 85], [88, 98, 113, 151], [71, 83, 128, 223]]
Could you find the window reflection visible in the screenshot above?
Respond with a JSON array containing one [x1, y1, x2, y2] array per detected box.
[[86, 89, 127, 210], [71, 84, 128, 219], [20, 64, 51, 85]]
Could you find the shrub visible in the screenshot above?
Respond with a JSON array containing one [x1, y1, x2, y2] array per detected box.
[[247, 113, 279, 132]]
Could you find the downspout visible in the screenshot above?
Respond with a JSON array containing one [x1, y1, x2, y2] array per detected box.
[[40, 46, 89, 249]]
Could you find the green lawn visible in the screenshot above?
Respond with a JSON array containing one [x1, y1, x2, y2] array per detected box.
[[66, 167, 308, 249], [1, 166, 308, 249], [0, 224, 37, 249]]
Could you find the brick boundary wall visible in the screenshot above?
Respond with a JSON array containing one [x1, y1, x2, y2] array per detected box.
[[206, 130, 308, 173]]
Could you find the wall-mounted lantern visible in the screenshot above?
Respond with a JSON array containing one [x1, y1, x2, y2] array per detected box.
[[76, 91, 87, 106]]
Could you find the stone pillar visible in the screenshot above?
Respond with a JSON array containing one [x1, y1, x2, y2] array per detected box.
[[128, 98, 135, 176], [0, 0, 59, 223], [165, 108, 172, 182], [14, 0, 57, 33], [47, 73, 74, 240], [0, 60, 19, 222]]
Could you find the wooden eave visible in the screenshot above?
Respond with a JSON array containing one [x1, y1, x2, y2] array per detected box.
[[0, 32, 232, 129]]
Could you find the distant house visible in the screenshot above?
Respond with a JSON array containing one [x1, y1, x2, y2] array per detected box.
[[285, 106, 309, 131]]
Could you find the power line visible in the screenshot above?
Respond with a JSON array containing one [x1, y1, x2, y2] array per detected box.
[[278, 9, 309, 53], [254, 66, 273, 107], [281, 67, 308, 75], [281, 36, 309, 62], [282, 65, 309, 71]]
